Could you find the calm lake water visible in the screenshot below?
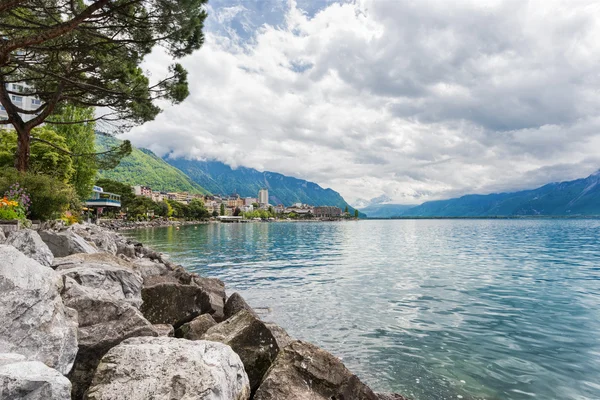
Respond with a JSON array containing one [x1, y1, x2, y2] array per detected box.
[[126, 219, 600, 400]]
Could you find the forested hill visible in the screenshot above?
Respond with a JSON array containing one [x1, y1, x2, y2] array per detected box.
[[95, 134, 209, 194], [382, 171, 600, 217], [163, 157, 359, 212]]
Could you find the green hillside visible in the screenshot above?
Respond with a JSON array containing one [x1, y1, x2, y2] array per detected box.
[[96, 134, 209, 194]]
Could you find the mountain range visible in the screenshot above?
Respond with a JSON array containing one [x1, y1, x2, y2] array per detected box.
[[96, 134, 358, 212], [359, 171, 600, 217]]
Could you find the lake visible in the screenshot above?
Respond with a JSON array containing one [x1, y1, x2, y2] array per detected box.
[[125, 219, 600, 400]]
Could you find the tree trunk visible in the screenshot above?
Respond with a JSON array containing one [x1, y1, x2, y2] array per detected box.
[[14, 125, 30, 172]]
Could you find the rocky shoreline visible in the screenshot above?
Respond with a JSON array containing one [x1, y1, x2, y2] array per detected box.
[[0, 223, 406, 400]]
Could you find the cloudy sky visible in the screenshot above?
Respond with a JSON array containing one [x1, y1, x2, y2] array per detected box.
[[123, 0, 600, 205]]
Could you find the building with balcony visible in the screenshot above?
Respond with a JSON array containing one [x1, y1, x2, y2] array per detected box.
[[86, 186, 121, 208], [313, 206, 342, 218]]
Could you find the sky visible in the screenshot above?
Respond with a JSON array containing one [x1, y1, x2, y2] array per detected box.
[[123, 0, 600, 206]]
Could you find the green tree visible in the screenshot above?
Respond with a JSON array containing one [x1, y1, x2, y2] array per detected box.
[[344, 205, 349, 214], [354, 209, 359, 218], [220, 203, 225, 216], [212, 210, 219, 218], [188, 199, 209, 220], [0, 127, 73, 182], [0, 0, 208, 172]]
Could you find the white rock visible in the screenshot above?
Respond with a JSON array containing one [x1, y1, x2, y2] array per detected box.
[[0, 245, 78, 375], [85, 337, 250, 400], [39, 230, 98, 257], [5, 229, 54, 267], [0, 353, 72, 399]]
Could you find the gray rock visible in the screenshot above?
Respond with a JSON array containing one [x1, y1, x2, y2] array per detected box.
[[5, 229, 54, 267], [116, 242, 136, 259], [253, 340, 378, 400], [152, 324, 174, 337], [264, 322, 294, 349], [203, 310, 279, 392], [61, 277, 159, 399], [377, 393, 409, 400], [57, 260, 143, 308], [140, 282, 213, 326], [224, 292, 257, 319], [40, 230, 98, 257], [0, 353, 72, 400], [84, 337, 250, 400], [0, 229, 5, 243], [0, 245, 78, 375], [175, 314, 217, 340], [70, 224, 118, 255], [130, 258, 170, 279], [193, 276, 227, 321]]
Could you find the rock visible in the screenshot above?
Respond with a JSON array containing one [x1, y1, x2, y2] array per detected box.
[[0, 245, 78, 375], [84, 337, 250, 400], [116, 242, 136, 259], [264, 322, 294, 349], [70, 224, 118, 255], [0, 229, 5, 243], [140, 282, 213, 327], [5, 229, 54, 267], [0, 353, 72, 399], [40, 230, 98, 257], [175, 314, 216, 340], [193, 276, 227, 321], [130, 258, 170, 280], [61, 277, 159, 399], [253, 340, 378, 400], [377, 393, 409, 400], [56, 259, 143, 308], [202, 310, 279, 392], [152, 324, 174, 337], [224, 292, 257, 319]]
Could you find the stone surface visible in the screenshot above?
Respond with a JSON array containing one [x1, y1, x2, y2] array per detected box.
[[0, 245, 78, 375], [57, 261, 143, 308], [116, 242, 136, 259], [264, 322, 294, 349], [40, 230, 98, 257], [84, 337, 250, 400], [253, 340, 378, 400], [224, 292, 257, 319], [194, 276, 227, 321], [70, 224, 119, 255], [377, 393, 409, 400], [175, 314, 217, 340], [0, 229, 5, 243], [140, 282, 213, 326], [0, 353, 72, 400], [5, 229, 54, 267], [203, 310, 279, 392], [152, 324, 174, 337], [61, 277, 158, 400]]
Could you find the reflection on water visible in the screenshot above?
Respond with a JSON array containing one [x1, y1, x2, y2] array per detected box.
[[126, 219, 600, 400]]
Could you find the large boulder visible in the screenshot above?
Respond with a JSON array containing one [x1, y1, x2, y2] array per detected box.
[[202, 310, 279, 392], [56, 255, 143, 308], [0, 229, 5, 243], [0, 353, 72, 400], [39, 230, 98, 257], [175, 314, 217, 340], [140, 282, 213, 326], [5, 229, 54, 267], [0, 245, 78, 375], [377, 393, 408, 400], [70, 224, 118, 255], [84, 337, 251, 400], [264, 322, 294, 349], [116, 242, 136, 259], [253, 340, 378, 400], [193, 276, 227, 321], [224, 292, 257, 319], [61, 277, 159, 399]]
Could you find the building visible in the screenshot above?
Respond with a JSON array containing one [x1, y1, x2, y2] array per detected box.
[[244, 197, 257, 206], [313, 206, 342, 218], [133, 185, 153, 197], [0, 83, 42, 123], [86, 186, 121, 208], [258, 188, 269, 206]]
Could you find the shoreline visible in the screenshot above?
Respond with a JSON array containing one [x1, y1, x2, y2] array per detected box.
[[0, 222, 405, 400]]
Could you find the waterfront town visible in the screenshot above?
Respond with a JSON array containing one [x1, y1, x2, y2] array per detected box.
[[121, 185, 346, 220]]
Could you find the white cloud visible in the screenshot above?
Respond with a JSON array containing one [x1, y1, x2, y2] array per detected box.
[[123, 0, 600, 205]]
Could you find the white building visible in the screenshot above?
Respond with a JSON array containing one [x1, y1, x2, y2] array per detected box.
[[258, 188, 269, 206], [0, 83, 42, 123]]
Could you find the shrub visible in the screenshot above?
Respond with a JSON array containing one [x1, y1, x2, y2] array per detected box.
[[0, 169, 78, 221]]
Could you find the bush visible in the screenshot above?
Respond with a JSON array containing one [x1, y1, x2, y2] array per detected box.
[[0, 169, 78, 221]]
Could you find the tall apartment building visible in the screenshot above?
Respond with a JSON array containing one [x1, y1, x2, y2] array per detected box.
[[0, 83, 42, 123], [258, 188, 269, 206]]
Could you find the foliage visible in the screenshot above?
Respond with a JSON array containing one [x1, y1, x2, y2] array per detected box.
[[220, 203, 225, 216], [0, 127, 74, 182], [244, 209, 276, 219], [96, 134, 208, 194], [354, 209, 359, 218], [0, 0, 208, 171], [0, 169, 77, 221]]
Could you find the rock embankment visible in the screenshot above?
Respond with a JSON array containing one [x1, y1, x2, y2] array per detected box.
[[0, 222, 407, 400]]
